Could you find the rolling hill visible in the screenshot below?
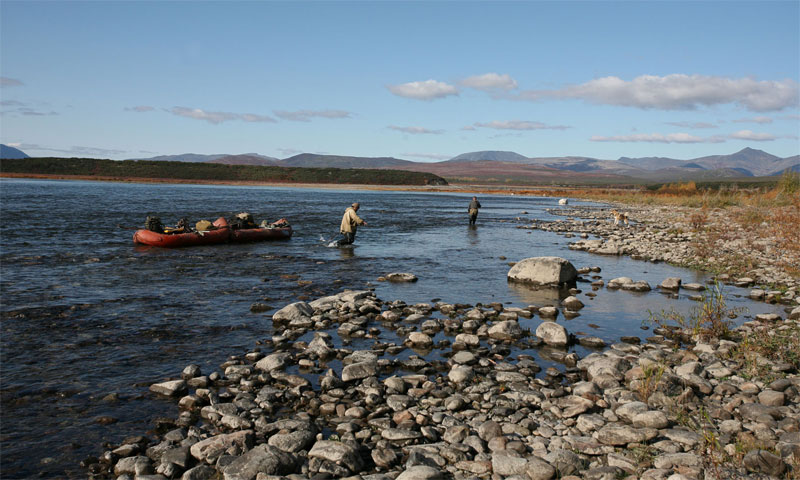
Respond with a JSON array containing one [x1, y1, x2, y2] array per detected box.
[[0, 144, 29, 159]]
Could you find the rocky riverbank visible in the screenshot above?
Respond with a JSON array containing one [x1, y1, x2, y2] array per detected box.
[[89, 281, 800, 480], [522, 205, 800, 292]]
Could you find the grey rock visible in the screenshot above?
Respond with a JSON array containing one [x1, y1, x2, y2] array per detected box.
[[114, 456, 153, 476], [652, 452, 702, 469], [562, 295, 584, 310], [308, 440, 364, 473], [267, 430, 316, 453], [478, 420, 502, 441], [386, 273, 418, 282], [596, 425, 658, 445], [659, 277, 681, 290], [341, 361, 377, 382], [448, 365, 474, 384], [255, 352, 292, 372], [190, 431, 254, 463], [524, 455, 556, 480], [743, 449, 786, 476], [181, 465, 216, 480], [407, 331, 433, 347], [633, 411, 669, 429], [395, 465, 443, 480], [488, 320, 523, 340], [222, 445, 296, 480], [149, 380, 188, 397], [491, 451, 528, 475], [507, 257, 578, 286], [272, 301, 313, 324], [536, 321, 569, 347], [558, 396, 595, 418], [542, 449, 583, 476]]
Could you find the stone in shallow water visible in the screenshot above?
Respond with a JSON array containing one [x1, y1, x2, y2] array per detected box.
[[659, 277, 682, 290], [149, 380, 187, 397], [488, 320, 523, 340], [536, 321, 569, 347], [507, 256, 578, 286], [386, 272, 418, 282]]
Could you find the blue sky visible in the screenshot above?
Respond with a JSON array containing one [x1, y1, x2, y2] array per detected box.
[[1, 1, 798, 161]]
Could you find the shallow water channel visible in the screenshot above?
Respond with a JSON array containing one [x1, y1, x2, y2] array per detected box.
[[0, 179, 786, 478]]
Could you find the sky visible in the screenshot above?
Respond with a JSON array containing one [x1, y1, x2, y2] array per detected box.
[[1, 1, 799, 162]]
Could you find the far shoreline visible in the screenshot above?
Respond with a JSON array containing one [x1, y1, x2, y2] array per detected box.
[[0, 172, 605, 197]]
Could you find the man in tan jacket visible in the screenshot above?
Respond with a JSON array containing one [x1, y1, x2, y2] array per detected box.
[[338, 202, 367, 245]]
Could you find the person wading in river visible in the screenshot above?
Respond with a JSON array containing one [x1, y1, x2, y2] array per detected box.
[[337, 202, 367, 245], [468, 196, 482, 226]]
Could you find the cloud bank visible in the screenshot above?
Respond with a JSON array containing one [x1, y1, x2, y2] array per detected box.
[[167, 106, 276, 124], [462, 73, 517, 91], [473, 120, 570, 131], [0, 77, 23, 87], [591, 130, 780, 143], [387, 80, 459, 100], [388, 125, 444, 135], [274, 109, 352, 122], [517, 74, 799, 112]]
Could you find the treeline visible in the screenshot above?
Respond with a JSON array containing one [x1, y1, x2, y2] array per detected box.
[[0, 157, 449, 186]]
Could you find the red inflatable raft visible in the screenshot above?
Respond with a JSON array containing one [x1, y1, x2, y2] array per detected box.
[[133, 217, 292, 248]]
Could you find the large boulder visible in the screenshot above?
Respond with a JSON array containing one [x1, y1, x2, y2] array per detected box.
[[272, 301, 313, 324], [507, 257, 577, 287]]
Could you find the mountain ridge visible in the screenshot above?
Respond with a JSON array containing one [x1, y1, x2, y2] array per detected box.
[[3, 144, 798, 183]]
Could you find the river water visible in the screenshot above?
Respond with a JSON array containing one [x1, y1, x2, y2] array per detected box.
[[0, 179, 786, 478]]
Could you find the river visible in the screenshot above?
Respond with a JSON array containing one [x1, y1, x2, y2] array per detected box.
[[0, 179, 784, 478]]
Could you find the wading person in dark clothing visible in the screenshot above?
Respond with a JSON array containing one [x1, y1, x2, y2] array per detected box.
[[468, 196, 481, 225], [337, 202, 367, 245]]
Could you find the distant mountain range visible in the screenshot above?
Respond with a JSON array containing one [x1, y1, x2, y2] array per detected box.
[[0, 144, 29, 159], [3, 144, 798, 183]]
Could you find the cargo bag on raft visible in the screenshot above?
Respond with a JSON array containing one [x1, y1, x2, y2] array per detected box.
[[145, 216, 164, 233], [195, 220, 213, 232]]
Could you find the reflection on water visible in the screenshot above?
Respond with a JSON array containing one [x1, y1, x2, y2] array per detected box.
[[0, 179, 787, 479], [506, 282, 573, 305]]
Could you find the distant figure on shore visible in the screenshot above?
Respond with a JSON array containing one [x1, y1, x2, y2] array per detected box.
[[468, 196, 482, 225], [337, 202, 367, 245]]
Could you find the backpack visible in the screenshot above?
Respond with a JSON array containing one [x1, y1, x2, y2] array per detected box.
[[145, 216, 164, 233]]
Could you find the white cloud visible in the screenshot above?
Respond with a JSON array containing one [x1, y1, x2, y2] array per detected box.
[[14, 143, 127, 156], [402, 152, 452, 160], [517, 74, 799, 112], [274, 109, 352, 122], [125, 105, 155, 112], [0, 77, 23, 87], [729, 130, 776, 141], [278, 148, 303, 157], [167, 106, 275, 124], [462, 73, 517, 91], [665, 121, 717, 129], [0, 102, 58, 116], [387, 79, 459, 101], [474, 120, 570, 131], [733, 116, 773, 124], [590, 133, 726, 143], [388, 125, 444, 135]]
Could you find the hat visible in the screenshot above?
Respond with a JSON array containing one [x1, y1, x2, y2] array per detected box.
[[352, 202, 360, 208]]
